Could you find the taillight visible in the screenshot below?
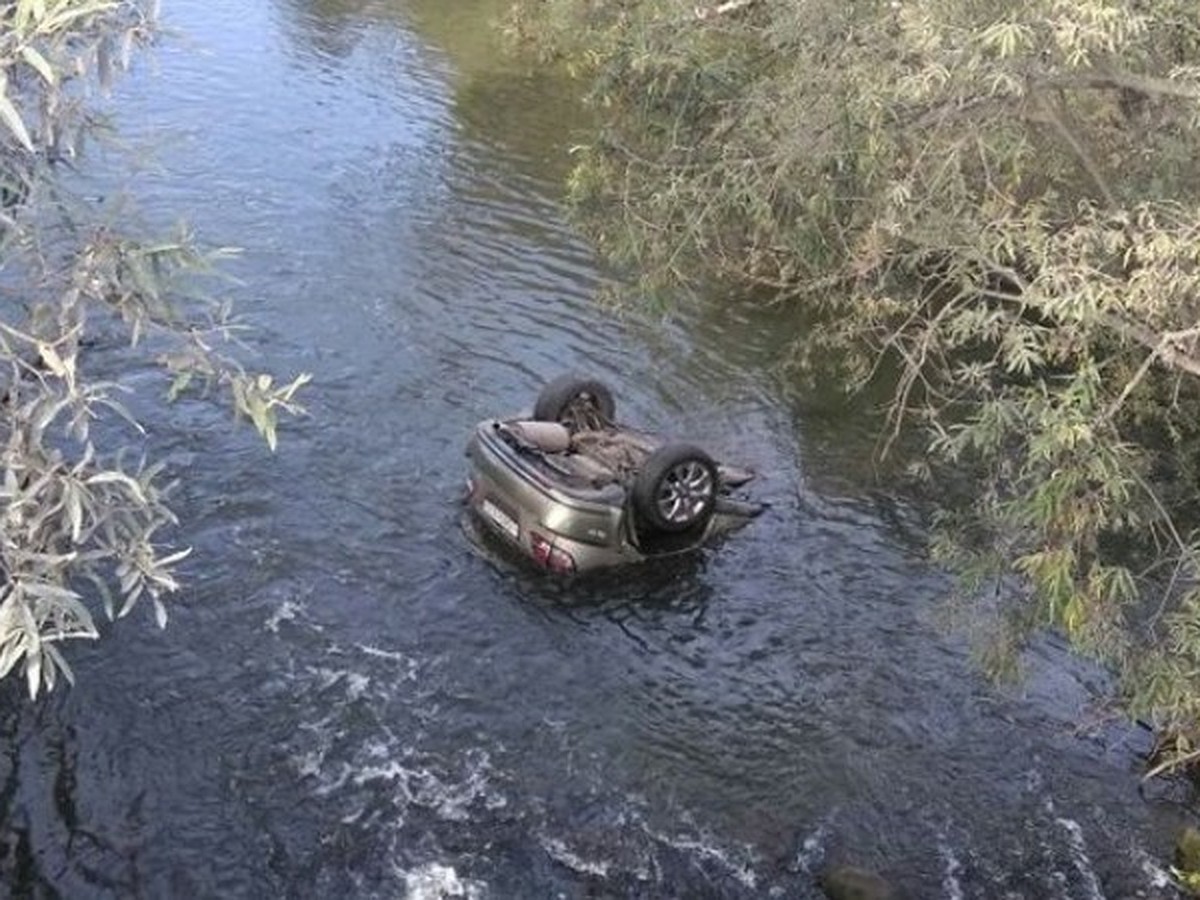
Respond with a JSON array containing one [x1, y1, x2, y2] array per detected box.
[[530, 532, 575, 574]]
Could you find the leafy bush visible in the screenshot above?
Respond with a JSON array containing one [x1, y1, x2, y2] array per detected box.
[[0, 0, 307, 697], [507, 0, 1200, 770]]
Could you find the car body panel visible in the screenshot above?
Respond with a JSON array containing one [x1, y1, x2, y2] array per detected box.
[[465, 417, 762, 573]]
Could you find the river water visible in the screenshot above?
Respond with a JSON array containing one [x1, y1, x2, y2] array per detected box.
[[0, 1, 1191, 897]]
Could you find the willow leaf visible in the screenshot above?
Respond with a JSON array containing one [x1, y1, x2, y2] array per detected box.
[[25, 648, 42, 699], [37, 2, 116, 36], [0, 90, 34, 153], [19, 45, 57, 86], [43, 643, 75, 687], [87, 470, 147, 503]]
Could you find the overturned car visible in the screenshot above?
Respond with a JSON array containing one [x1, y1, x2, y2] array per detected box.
[[465, 375, 764, 574]]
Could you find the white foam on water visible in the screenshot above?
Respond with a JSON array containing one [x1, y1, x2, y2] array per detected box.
[[1055, 817, 1106, 900], [278, 648, 508, 825], [399, 861, 483, 900], [539, 835, 614, 879], [413, 749, 503, 821], [1133, 846, 1174, 889], [937, 835, 965, 900], [277, 649, 506, 824], [292, 713, 336, 779], [264, 598, 306, 632], [307, 665, 373, 700], [358, 642, 420, 679], [794, 821, 831, 875], [641, 824, 759, 889], [346, 748, 504, 822], [293, 745, 326, 780], [341, 670, 370, 699], [313, 761, 353, 797]]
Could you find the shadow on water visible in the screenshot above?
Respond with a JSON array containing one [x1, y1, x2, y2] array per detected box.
[[0, 694, 151, 899], [277, 0, 592, 184]]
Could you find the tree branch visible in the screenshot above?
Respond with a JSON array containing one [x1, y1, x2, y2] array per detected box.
[[693, 0, 758, 21], [1103, 315, 1200, 380], [1035, 69, 1200, 101], [1037, 91, 1117, 208]]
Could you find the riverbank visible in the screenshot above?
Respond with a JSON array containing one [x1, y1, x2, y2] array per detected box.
[[503, 0, 1200, 781]]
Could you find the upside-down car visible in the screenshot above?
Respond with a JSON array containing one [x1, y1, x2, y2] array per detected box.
[[465, 375, 764, 574]]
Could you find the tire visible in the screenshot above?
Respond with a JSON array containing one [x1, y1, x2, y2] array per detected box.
[[533, 375, 616, 432], [633, 443, 718, 534]]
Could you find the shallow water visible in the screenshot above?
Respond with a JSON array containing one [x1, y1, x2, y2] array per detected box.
[[0, 1, 1189, 897]]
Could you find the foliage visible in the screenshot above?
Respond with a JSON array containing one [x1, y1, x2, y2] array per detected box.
[[507, 0, 1200, 769], [0, 0, 307, 697]]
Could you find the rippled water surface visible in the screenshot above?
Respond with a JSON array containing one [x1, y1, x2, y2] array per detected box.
[[0, 1, 1191, 897]]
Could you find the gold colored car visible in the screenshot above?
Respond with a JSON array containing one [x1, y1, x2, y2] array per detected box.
[[465, 375, 764, 574]]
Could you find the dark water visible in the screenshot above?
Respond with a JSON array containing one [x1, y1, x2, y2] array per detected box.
[[0, 1, 1190, 897]]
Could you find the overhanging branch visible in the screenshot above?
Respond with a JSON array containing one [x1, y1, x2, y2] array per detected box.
[[693, 0, 758, 21], [1103, 315, 1200, 380], [1035, 69, 1200, 101]]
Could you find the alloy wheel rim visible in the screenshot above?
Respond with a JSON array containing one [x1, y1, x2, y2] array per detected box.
[[656, 461, 714, 525]]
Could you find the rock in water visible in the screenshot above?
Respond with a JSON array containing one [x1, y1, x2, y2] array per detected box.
[[819, 864, 898, 900], [1176, 825, 1200, 873]]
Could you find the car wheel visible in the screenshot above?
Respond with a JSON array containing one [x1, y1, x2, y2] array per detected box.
[[633, 443, 718, 534], [533, 375, 616, 432]]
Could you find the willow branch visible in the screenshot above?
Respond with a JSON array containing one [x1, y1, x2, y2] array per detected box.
[[693, 0, 758, 21], [1103, 315, 1200, 380], [1038, 91, 1117, 208], [1102, 345, 1162, 423], [1036, 69, 1200, 101]]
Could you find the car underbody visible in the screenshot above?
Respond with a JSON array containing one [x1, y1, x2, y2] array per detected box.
[[465, 376, 764, 574]]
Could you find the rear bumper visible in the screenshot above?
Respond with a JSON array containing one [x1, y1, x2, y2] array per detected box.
[[465, 421, 634, 572]]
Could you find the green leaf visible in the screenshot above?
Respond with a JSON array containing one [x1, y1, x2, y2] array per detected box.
[[263, 417, 277, 452], [13, 0, 42, 34], [0, 87, 35, 154], [117, 580, 143, 618], [86, 470, 146, 503], [23, 581, 82, 602], [0, 637, 24, 681], [277, 372, 312, 403], [18, 599, 40, 659], [167, 370, 193, 402], [37, 1, 117, 36], [37, 341, 70, 379], [25, 649, 41, 699], [43, 643, 75, 687], [19, 45, 57, 87], [155, 546, 193, 568], [83, 571, 116, 621]]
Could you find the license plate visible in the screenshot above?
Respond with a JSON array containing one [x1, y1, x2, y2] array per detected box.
[[479, 498, 519, 541]]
